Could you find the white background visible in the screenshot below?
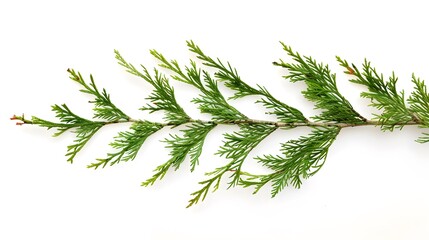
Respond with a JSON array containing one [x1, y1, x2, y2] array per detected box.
[[1, 1, 429, 239]]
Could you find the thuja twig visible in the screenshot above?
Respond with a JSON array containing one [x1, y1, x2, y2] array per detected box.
[[11, 116, 422, 129], [12, 41, 429, 207]]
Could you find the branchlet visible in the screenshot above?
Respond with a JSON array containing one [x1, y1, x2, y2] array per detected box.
[[13, 42, 428, 207]]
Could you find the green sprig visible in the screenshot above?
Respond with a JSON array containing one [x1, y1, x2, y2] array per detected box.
[[67, 68, 129, 122], [242, 126, 340, 196], [13, 41, 428, 207], [276, 44, 366, 123], [88, 121, 163, 169], [337, 57, 413, 130]]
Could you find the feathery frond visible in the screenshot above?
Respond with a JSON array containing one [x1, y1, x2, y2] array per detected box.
[[241, 126, 340, 196], [87, 121, 163, 169], [338, 57, 414, 130], [115, 50, 189, 124], [142, 122, 215, 186], [13, 41, 428, 207], [31, 104, 103, 163], [67, 68, 129, 121], [276, 44, 366, 123]]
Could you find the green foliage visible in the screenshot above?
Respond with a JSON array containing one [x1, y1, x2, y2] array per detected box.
[[32, 104, 103, 163], [276, 44, 366, 123], [150, 49, 246, 121], [218, 124, 277, 186], [88, 121, 163, 169], [187, 40, 260, 99], [187, 124, 276, 207], [187, 40, 307, 123], [142, 122, 215, 186], [67, 69, 129, 122], [408, 75, 429, 142], [13, 41, 429, 207], [256, 86, 307, 123], [24, 69, 131, 163], [115, 50, 189, 124], [337, 57, 414, 130], [241, 126, 340, 196]]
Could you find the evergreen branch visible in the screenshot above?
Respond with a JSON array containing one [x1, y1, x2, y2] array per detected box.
[[25, 104, 104, 163], [193, 72, 247, 121], [142, 122, 215, 186], [217, 124, 277, 186], [13, 41, 429, 207], [139, 68, 189, 124], [115, 50, 189, 124], [337, 57, 415, 130], [187, 40, 260, 99], [88, 121, 163, 169], [186, 166, 225, 208], [408, 75, 429, 124], [256, 86, 307, 123], [187, 124, 276, 207], [275, 44, 366, 123], [408, 75, 429, 142], [241, 126, 340, 196], [150, 49, 246, 121], [149, 49, 198, 87], [186, 41, 307, 123], [67, 68, 129, 121]]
